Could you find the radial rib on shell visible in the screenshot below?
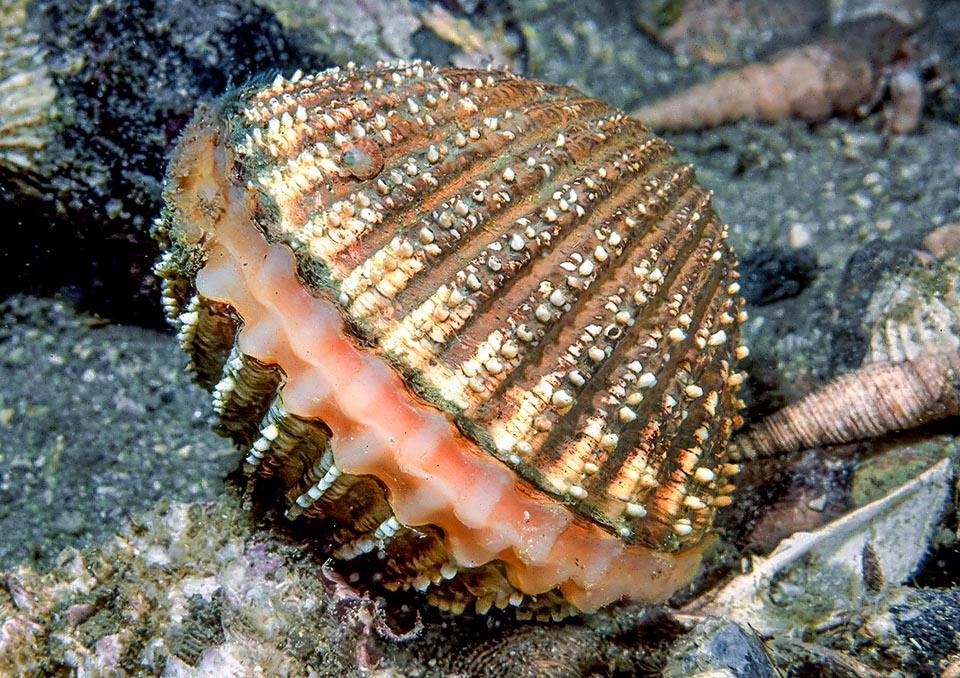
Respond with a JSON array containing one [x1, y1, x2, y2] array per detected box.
[[153, 61, 746, 618]]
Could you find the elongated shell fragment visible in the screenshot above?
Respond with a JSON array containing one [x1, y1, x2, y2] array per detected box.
[[153, 62, 746, 618]]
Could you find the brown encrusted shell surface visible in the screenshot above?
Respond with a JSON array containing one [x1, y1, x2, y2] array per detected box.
[[153, 62, 746, 618], [0, 0, 56, 178]]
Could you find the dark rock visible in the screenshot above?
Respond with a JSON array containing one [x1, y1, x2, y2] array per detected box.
[[830, 237, 917, 371], [891, 587, 960, 677], [664, 617, 779, 678], [739, 246, 819, 306], [0, 0, 324, 324]]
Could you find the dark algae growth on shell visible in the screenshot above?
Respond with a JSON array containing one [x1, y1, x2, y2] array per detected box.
[[153, 61, 747, 619]]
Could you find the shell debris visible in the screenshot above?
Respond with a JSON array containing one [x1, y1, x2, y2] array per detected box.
[[634, 18, 917, 133]]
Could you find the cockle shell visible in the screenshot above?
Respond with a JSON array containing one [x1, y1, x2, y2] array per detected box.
[[153, 61, 746, 619]]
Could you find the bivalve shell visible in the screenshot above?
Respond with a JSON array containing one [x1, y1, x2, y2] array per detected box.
[[153, 62, 746, 618]]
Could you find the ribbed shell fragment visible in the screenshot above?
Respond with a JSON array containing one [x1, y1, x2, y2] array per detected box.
[[153, 61, 747, 619]]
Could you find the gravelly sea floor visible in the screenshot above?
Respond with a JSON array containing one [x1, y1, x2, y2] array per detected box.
[[0, 294, 236, 568], [1, 132, 957, 568], [0, 2, 958, 674]]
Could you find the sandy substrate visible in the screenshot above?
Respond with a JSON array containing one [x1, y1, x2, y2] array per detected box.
[[0, 0, 958, 675]]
